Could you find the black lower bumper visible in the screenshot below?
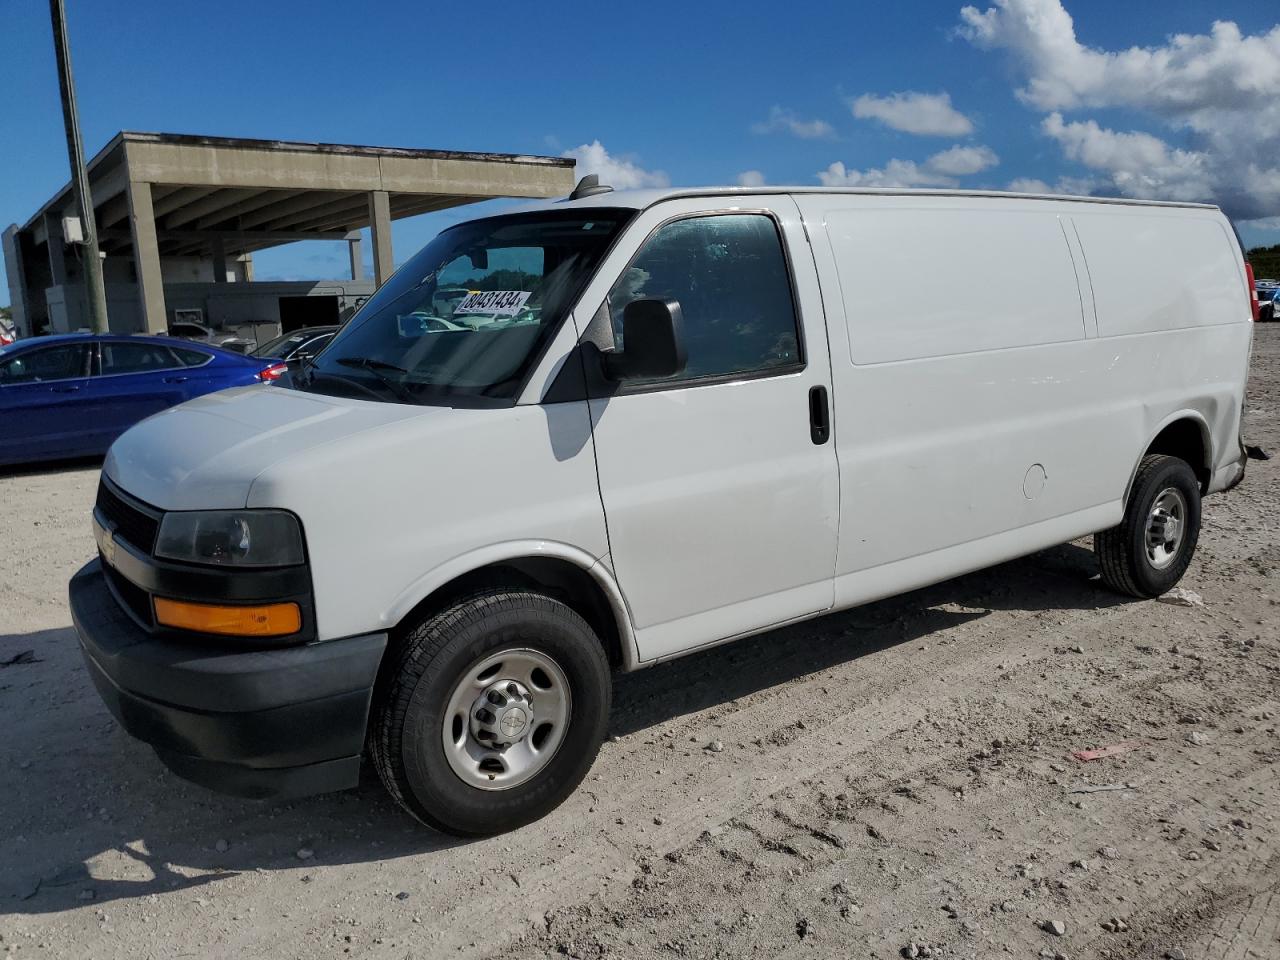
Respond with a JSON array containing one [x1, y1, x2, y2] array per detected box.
[[70, 559, 387, 799]]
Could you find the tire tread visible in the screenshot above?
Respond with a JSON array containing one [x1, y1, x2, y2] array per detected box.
[[369, 589, 606, 834], [1095, 454, 1198, 598]]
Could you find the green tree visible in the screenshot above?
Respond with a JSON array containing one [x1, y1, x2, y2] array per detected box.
[[1246, 245, 1280, 280]]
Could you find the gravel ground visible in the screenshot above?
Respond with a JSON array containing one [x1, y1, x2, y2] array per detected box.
[[1, 328, 1278, 960]]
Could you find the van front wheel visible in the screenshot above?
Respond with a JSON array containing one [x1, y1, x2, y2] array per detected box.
[[1095, 454, 1202, 598], [370, 589, 611, 836]]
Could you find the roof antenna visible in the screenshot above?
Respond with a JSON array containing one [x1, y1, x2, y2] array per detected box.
[[568, 174, 614, 200]]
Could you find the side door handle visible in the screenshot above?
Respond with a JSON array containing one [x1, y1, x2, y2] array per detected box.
[[51, 384, 81, 394], [808, 385, 830, 445], [163, 376, 190, 384]]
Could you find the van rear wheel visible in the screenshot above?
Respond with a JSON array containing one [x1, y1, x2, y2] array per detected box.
[[1095, 454, 1201, 598], [370, 589, 611, 836]]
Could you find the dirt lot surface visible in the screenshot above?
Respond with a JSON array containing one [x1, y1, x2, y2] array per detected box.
[[2, 329, 1278, 960]]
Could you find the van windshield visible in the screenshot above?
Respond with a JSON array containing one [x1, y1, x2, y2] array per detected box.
[[295, 209, 631, 404]]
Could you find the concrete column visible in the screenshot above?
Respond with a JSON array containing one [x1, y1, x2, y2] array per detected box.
[[2, 225, 32, 338], [368, 190, 393, 286], [127, 181, 168, 334], [211, 237, 227, 283], [44, 213, 68, 285], [347, 232, 365, 282]]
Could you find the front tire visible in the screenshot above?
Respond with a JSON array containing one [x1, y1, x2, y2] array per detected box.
[[1095, 454, 1201, 598], [370, 589, 611, 836]]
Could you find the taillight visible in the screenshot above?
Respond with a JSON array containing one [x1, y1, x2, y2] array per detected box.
[[1246, 261, 1259, 322], [257, 362, 288, 382]]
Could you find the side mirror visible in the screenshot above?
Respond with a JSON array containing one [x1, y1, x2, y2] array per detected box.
[[603, 299, 687, 381]]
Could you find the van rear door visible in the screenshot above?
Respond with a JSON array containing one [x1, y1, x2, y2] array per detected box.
[[581, 197, 839, 662]]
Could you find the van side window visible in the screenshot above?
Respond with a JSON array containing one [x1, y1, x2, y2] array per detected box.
[[608, 214, 801, 383]]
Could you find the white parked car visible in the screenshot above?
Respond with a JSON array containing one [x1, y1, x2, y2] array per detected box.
[[167, 319, 254, 354], [72, 183, 1257, 835]]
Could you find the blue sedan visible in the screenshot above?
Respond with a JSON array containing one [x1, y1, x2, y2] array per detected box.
[[0, 334, 286, 466]]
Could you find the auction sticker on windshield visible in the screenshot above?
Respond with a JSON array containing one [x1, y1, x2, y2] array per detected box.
[[455, 290, 531, 317]]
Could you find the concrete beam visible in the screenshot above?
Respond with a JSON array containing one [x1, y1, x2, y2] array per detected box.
[[236, 190, 358, 230], [162, 187, 260, 229], [151, 186, 217, 219], [95, 193, 132, 230], [194, 189, 303, 230], [289, 192, 471, 236], [123, 139, 575, 198], [126, 181, 168, 334], [368, 191, 394, 286], [283, 197, 376, 233]]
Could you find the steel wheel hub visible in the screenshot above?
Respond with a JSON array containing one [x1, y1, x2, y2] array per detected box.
[[470, 679, 534, 747], [442, 648, 571, 791], [1145, 487, 1187, 570]]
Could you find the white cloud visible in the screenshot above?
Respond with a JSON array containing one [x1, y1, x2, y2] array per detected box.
[[751, 106, 835, 140], [1040, 113, 1212, 201], [957, 0, 1280, 220], [736, 170, 767, 187], [850, 92, 974, 136], [817, 144, 999, 188], [1006, 177, 1052, 193], [927, 144, 999, 176], [561, 141, 669, 189], [958, 0, 1280, 116]]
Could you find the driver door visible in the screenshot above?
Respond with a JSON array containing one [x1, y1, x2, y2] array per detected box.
[[582, 198, 839, 662]]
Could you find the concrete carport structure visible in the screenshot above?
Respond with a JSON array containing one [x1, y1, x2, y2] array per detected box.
[[3, 132, 576, 338]]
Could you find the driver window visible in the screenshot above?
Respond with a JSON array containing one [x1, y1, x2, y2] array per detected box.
[[607, 214, 802, 383]]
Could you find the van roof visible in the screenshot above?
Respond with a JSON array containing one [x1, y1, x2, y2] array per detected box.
[[519, 186, 1220, 215]]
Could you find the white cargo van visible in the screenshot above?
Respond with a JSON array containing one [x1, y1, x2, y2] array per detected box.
[[72, 181, 1256, 835]]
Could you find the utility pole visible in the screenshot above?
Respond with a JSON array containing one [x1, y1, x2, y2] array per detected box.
[[49, 0, 108, 333]]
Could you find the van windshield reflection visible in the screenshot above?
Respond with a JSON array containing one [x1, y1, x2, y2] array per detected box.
[[295, 210, 631, 404]]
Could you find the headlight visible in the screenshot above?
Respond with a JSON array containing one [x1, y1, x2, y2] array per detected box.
[[154, 510, 305, 567]]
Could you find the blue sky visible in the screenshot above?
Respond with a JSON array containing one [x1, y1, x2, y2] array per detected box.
[[3, 0, 1279, 289]]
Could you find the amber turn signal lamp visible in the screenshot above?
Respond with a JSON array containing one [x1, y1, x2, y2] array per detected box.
[[153, 597, 302, 637]]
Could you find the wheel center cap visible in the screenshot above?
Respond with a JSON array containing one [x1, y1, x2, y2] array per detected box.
[[499, 707, 528, 738], [469, 679, 534, 748]]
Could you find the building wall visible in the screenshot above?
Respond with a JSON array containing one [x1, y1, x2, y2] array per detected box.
[[43, 278, 374, 337]]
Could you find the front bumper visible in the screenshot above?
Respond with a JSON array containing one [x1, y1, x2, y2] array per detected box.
[[70, 559, 387, 799]]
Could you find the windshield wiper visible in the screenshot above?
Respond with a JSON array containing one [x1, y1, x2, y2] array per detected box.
[[334, 356, 415, 403]]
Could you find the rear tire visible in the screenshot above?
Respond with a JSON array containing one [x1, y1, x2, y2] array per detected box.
[[370, 589, 611, 836], [1095, 454, 1201, 598]]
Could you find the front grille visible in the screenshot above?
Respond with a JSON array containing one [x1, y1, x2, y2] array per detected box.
[[96, 480, 160, 553], [103, 562, 153, 628]]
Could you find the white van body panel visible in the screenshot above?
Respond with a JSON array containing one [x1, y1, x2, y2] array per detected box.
[[1070, 211, 1244, 336], [108, 386, 610, 644], [564, 196, 840, 662], [103, 386, 425, 510], [98, 186, 1252, 669], [792, 192, 1250, 612], [244, 399, 608, 642]]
